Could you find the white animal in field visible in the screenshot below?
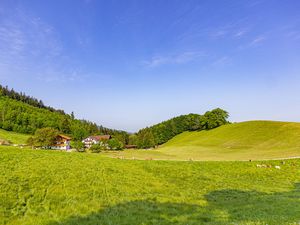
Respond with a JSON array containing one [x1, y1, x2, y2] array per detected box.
[[275, 166, 281, 169]]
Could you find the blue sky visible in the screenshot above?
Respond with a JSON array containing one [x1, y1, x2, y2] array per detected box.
[[0, 0, 300, 132]]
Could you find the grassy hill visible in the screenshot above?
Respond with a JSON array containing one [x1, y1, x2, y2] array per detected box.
[[0, 128, 30, 144], [105, 121, 300, 161], [1, 146, 300, 225]]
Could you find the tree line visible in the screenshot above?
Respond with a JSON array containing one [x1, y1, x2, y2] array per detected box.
[[133, 108, 229, 149], [0, 84, 66, 115]]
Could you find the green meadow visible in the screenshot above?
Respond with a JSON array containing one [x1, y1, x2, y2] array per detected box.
[[0, 129, 30, 145], [105, 121, 300, 161], [1, 146, 300, 225]]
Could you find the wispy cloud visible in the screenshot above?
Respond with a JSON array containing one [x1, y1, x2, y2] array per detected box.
[[250, 36, 266, 45], [286, 31, 300, 41], [234, 29, 249, 38], [0, 7, 81, 82], [212, 56, 232, 67], [237, 34, 267, 50], [209, 19, 252, 40], [143, 51, 205, 68]]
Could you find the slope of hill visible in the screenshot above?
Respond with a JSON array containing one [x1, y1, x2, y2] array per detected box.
[[0, 128, 30, 144], [105, 121, 300, 161]]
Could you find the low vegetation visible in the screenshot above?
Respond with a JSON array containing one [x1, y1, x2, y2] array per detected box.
[[1, 146, 299, 225]]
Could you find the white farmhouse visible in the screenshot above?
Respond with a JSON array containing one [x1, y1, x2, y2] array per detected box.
[[82, 135, 111, 148]]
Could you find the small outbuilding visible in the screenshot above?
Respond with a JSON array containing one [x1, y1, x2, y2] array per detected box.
[[125, 145, 137, 149]]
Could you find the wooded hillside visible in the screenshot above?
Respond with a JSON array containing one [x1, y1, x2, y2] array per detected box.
[[0, 86, 128, 141], [136, 108, 229, 148]]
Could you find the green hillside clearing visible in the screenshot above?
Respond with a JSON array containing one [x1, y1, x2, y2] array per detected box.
[[105, 121, 300, 161], [1, 146, 299, 225], [0, 128, 30, 144]]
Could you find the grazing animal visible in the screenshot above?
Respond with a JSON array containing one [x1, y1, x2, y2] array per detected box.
[[275, 166, 281, 169]]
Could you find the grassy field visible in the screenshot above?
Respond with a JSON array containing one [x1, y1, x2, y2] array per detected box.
[[1, 146, 300, 225], [0, 129, 30, 145], [104, 121, 300, 161]]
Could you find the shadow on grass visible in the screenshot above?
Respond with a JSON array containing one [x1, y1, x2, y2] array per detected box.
[[48, 183, 300, 225]]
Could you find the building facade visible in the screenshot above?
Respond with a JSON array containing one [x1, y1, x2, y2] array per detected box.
[[51, 134, 71, 150], [82, 135, 111, 148]]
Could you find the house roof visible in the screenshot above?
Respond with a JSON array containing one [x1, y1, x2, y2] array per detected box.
[[57, 134, 72, 140], [86, 135, 111, 141]]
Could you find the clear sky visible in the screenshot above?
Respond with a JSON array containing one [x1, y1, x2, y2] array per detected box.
[[0, 0, 300, 132]]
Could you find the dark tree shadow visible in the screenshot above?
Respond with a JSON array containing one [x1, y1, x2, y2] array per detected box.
[[48, 201, 203, 225], [48, 183, 300, 225], [204, 182, 300, 224]]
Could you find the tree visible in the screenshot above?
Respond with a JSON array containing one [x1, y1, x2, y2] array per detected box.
[[72, 141, 85, 152], [114, 132, 129, 146], [33, 127, 59, 148], [203, 108, 229, 130], [71, 111, 75, 120], [128, 134, 138, 145], [60, 118, 71, 134], [107, 138, 123, 150], [89, 144, 102, 153], [137, 129, 155, 149], [71, 125, 89, 141]]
